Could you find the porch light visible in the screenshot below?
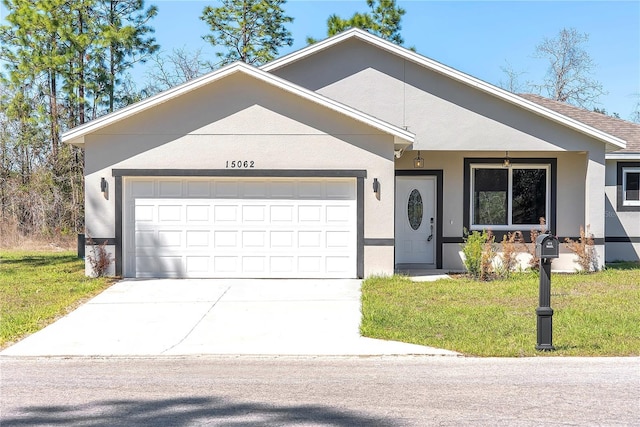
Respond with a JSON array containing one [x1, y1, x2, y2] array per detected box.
[[373, 178, 380, 194], [101, 177, 107, 193], [414, 151, 424, 168], [503, 151, 511, 168]]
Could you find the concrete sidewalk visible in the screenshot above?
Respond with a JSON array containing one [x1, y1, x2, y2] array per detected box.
[[1, 279, 458, 357]]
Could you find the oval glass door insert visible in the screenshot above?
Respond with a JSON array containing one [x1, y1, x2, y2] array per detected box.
[[408, 189, 423, 230]]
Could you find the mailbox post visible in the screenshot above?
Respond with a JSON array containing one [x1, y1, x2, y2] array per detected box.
[[535, 234, 559, 351]]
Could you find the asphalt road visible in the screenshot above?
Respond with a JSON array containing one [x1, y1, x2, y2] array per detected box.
[[1, 356, 638, 426]]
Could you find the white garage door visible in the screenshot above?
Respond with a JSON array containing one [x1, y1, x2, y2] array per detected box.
[[124, 177, 357, 278]]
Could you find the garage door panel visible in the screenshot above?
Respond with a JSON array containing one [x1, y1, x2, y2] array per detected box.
[[299, 181, 323, 198], [242, 231, 266, 248], [158, 230, 182, 247], [186, 181, 210, 197], [186, 256, 209, 274], [271, 205, 294, 222], [125, 178, 357, 278], [327, 231, 351, 248], [214, 205, 238, 222], [271, 257, 294, 273], [186, 231, 210, 247], [243, 181, 267, 197], [270, 231, 293, 248], [131, 181, 154, 197], [214, 231, 238, 247], [214, 256, 238, 273], [242, 205, 266, 222], [137, 256, 182, 276], [159, 181, 182, 197], [158, 205, 181, 222], [271, 182, 295, 197], [326, 205, 351, 222], [186, 205, 210, 222], [299, 206, 321, 222], [135, 205, 154, 222], [214, 181, 238, 197]]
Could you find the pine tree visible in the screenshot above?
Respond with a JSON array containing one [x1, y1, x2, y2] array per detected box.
[[0, 0, 158, 235], [310, 0, 405, 45], [200, 0, 294, 66]]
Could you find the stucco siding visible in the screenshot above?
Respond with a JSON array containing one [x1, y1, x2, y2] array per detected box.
[[271, 39, 608, 154], [82, 75, 399, 277], [396, 150, 598, 271], [604, 160, 640, 261]]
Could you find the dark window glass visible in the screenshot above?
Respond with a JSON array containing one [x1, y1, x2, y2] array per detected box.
[[474, 169, 508, 225], [408, 189, 423, 230], [625, 172, 640, 201], [512, 169, 546, 224]]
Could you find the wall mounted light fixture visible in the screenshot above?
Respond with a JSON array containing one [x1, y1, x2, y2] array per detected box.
[[101, 177, 107, 193], [503, 151, 511, 168], [373, 178, 380, 194], [414, 151, 424, 168]]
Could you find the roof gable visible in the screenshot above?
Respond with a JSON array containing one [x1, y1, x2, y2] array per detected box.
[[263, 29, 625, 151], [62, 61, 414, 148]]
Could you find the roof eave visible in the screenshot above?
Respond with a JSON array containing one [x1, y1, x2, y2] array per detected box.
[[62, 60, 414, 148], [606, 152, 640, 160]]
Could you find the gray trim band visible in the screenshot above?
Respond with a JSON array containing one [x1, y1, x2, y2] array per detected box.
[[115, 176, 123, 277], [85, 238, 117, 245], [364, 238, 395, 246], [357, 177, 365, 279], [606, 237, 640, 243], [443, 236, 607, 245], [113, 169, 367, 178]]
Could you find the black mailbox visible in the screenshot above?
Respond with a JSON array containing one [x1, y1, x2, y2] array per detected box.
[[535, 234, 559, 259]]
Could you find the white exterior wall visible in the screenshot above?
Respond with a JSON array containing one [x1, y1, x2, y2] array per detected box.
[[83, 74, 398, 277], [395, 151, 597, 271], [272, 39, 610, 272]]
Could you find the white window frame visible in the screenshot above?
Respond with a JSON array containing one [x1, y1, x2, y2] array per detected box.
[[622, 167, 640, 206], [470, 163, 551, 231]]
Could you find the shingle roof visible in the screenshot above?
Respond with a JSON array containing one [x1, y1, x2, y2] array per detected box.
[[518, 94, 640, 154]]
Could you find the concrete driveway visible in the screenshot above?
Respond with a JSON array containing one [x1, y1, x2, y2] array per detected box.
[[1, 279, 457, 357]]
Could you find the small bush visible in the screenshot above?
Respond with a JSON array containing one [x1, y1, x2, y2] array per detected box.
[[564, 225, 597, 272], [462, 229, 495, 281], [86, 236, 114, 277], [496, 231, 524, 279], [524, 217, 547, 270]]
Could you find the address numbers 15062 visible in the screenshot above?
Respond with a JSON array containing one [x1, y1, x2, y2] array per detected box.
[[225, 160, 255, 169]]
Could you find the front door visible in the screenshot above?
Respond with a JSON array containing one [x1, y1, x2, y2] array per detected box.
[[395, 176, 436, 266]]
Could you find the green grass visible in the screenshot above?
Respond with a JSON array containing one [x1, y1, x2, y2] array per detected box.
[[361, 263, 640, 357], [0, 251, 115, 348]]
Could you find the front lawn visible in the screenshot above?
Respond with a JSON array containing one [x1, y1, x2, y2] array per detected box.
[[0, 251, 115, 348], [361, 264, 640, 357]]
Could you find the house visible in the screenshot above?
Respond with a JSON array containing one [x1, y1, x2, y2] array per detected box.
[[63, 29, 633, 278], [519, 94, 639, 262]]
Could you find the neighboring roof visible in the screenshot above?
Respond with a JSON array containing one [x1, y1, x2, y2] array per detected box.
[[519, 94, 640, 158], [263, 29, 626, 152], [62, 62, 414, 148]]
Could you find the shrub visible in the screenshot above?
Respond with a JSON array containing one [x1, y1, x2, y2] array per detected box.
[[564, 225, 597, 272], [86, 236, 114, 277], [524, 217, 547, 270], [462, 229, 496, 281], [496, 231, 524, 279]]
